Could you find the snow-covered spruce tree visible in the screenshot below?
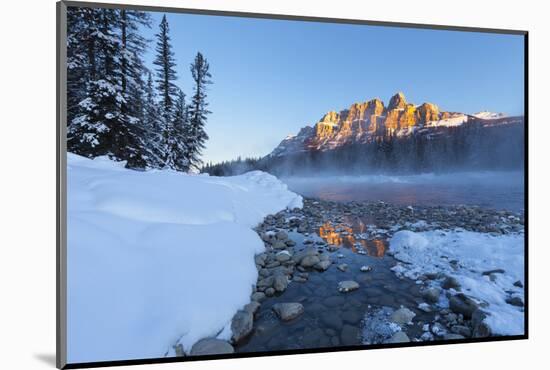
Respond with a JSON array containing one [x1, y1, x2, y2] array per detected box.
[[119, 9, 150, 122], [153, 15, 180, 168], [68, 8, 148, 168], [66, 7, 102, 127], [141, 71, 164, 167], [164, 89, 191, 171], [186, 52, 212, 170]]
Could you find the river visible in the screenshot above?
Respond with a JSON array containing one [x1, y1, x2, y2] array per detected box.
[[283, 171, 524, 211]]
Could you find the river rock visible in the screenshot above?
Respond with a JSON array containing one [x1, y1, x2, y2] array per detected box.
[[386, 331, 410, 343], [449, 294, 478, 319], [338, 280, 359, 292], [482, 268, 505, 276], [471, 309, 492, 338], [443, 333, 465, 340], [244, 301, 261, 316], [275, 251, 291, 263], [442, 276, 461, 290], [254, 254, 267, 267], [272, 241, 287, 250], [190, 338, 234, 356], [230, 310, 253, 343], [337, 263, 348, 272], [276, 230, 288, 241], [272, 303, 304, 321], [251, 291, 266, 302], [257, 276, 274, 289], [273, 274, 289, 292], [314, 260, 331, 271], [301, 255, 321, 267], [505, 296, 524, 307], [360, 265, 373, 272], [421, 287, 441, 303], [451, 325, 472, 337], [390, 307, 416, 324]]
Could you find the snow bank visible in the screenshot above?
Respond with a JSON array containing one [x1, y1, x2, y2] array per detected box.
[[389, 229, 524, 335], [67, 154, 302, 363]]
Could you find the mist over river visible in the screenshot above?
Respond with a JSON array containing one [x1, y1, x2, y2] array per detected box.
[[282, 171, 524, 212]]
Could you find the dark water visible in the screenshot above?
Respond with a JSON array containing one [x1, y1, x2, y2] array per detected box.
[[236, 226, 433, 353], [283, 171, 524, 211]]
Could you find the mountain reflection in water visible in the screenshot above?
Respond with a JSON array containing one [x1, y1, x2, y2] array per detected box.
[[318, 221, 386, 257]]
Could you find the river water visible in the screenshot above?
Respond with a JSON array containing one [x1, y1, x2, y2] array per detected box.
[[283, 171, 524, 211]]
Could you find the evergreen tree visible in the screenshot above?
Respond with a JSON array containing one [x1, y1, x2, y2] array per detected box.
[[186, 52, 212, 170], [66, 7, 101, 126], [164, 89, 190, 171], [153, 15, 179, 128], [120, 9, 151, 122], [68, 8, 147, 168], [142, 71, 164, 167]]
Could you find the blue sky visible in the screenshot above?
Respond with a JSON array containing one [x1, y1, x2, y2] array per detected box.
[[141, 11, 525, 164]]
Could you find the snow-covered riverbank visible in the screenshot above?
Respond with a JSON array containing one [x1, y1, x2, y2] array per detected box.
[[67, 154, 302, 363], [389, 229, 525, 336]]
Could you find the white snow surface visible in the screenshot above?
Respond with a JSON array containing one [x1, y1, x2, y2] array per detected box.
[[426, 114, 468, 127], [67, 154, 302, 363], [473, 111, 507, 120], [389, 229, 524, 336]]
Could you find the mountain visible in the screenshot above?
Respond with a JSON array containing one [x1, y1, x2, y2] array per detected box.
[[269, 92, 522, 158]]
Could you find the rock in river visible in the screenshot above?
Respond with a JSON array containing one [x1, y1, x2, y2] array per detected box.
[[272, 303, 304, 321], [449, 294, 478, 319], [273, 274, 289, 292], [390, 307, 416, 325], [442, 276, 461, 290], [314, 260, 331, 271], [230, 310, 253, 343], [386, 331, 410, 343], [300, 255, 321, 268], [421, 287, 441, 303], [190, 338, 234, 356], [337, 263, 348, 272], [338, 280, 359, 293]]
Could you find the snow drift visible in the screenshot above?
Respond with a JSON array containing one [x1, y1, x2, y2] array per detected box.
[[389, 229, 524, 335], [67, 154, 302, 363]]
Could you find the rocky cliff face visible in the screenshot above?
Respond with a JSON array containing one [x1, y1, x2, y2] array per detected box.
[[270, 92, 513, 157]]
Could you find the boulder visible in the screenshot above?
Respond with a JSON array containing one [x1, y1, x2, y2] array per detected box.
[[230, 310, 253, 343], [449, 294, 478, 319], [421, 287, 441, 303], [314, 260, 331, 271], [337, 263, 348, 272], [386, 331, 410, 343], [442, 276, 461, 290], [390, 307, 416, 325], [338, 280, 359, 293], [471, 309, 492, 338], [300, 255, 321, 268], [190, 338, 234, 356], [244, 301, 261, 316], [272, 303, 304, 321], [273, 274, 289, 292]]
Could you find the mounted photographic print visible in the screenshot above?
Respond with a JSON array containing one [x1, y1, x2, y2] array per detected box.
[[56, 1, 527, 368]]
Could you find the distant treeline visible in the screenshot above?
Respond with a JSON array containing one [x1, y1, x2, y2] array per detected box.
[[67, 8, 211, 171], [202, 121, 524, 176]]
